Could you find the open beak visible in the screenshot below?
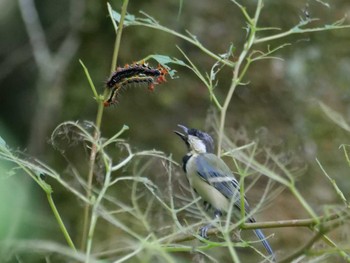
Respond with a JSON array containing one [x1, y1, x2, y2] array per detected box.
[[174, 124, 189, 143]]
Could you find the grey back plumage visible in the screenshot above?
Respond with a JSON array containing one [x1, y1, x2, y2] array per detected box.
[[195, 153, 250, 214]]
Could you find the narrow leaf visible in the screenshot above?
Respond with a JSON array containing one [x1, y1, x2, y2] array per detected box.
[[319, 101, 350, 132]]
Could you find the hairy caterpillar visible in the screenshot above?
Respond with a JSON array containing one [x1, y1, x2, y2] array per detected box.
[[106, 62, 168, 89], [104, 75, 157, 107], [104, 62, 168, 107]]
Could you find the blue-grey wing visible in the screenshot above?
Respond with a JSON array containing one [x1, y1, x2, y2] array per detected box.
[[195, 153, 250, 212], [195, 154, 274, 258]]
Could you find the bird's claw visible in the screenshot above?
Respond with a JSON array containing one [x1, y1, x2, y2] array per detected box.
[[199, 224, 211, 239], [199, 210, 222, 239]]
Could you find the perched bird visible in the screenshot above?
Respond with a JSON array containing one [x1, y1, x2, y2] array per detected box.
[[174, 125, 275, 260]]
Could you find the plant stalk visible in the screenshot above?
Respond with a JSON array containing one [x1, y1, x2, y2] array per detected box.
[[217, 0, 263, 156], [80, 0, 129, 253], [47, 193, 77, 251]]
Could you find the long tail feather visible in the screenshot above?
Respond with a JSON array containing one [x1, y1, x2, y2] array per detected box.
[[253, 228, 275, 261]]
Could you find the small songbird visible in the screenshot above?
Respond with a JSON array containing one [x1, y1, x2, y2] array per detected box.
[[174, 125, 275, 260]]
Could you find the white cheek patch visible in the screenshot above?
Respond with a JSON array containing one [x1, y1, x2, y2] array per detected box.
[[188, 136, 207, 153]]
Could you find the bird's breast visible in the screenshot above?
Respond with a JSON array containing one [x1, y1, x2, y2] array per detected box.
[[185, 155, 230, 212]]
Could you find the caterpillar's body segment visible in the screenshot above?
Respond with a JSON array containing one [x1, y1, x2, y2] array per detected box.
[[106, 63, 168, 89], [104, 62, 168, 107], [104, 76, 156, 107]]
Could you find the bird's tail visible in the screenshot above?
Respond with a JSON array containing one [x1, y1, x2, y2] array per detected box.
[[253, 228, 275, 261]]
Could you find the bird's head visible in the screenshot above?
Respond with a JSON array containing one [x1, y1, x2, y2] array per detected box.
[[174, 125, 214, 154]]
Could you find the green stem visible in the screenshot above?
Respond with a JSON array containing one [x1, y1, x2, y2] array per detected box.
[[81, 0, 129, 255], [79, 62, 105, 250], [320, 234, 350, 260], [85, 129, 131, 262], [177, 46, 223, 109], [159, 208, 349, 245], [47, 193, 76, 251], [254, 21, 350, 44], [3, 147, 77, 251], [78, 59, 105, 251], [80, 108, 102, 251], [108, 0, 129, 73], [279, 231, 322, 263], [79, 60, 99, 100], [127, 16, 234, 68], [223, 231, 240, 263], [279, 217, 347, 263], [217, 0, 263, 155], [291, 187, 319, 221]]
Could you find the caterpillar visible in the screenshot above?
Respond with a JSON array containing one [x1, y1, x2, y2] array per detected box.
[[106, 62, 168, 89], [104, 62, 168, 107], [104, 75, 157, 107]]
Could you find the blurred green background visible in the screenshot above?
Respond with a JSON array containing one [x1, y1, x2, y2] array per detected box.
[[1, 0, 350, 261]]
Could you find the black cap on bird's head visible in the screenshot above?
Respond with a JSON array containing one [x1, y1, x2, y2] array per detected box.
[[174, 124, 214, 153]]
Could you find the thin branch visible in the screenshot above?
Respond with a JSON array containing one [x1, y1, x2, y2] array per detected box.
[[114, 11, 234, 67], [279, 217, 347, 263], [254, 18, 350, 44], [217, 0, 263, 155], [160, 209, 349, 244], [108, 0, 129, 73], [46, 194, 76, 251], [81, 0, 129, 251]]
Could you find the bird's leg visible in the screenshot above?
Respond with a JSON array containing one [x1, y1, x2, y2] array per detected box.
[[199, 209, 222, 239]]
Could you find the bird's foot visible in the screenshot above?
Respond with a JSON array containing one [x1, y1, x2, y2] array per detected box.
[[199, 224, 212, 239], [199, 210, 222, 239]]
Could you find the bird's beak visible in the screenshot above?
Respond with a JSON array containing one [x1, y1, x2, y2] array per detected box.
[[174, 124, 189, 143]]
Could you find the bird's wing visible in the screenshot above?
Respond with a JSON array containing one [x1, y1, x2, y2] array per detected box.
[[195, 153, 250, 212], [195, 154, 275, 259]]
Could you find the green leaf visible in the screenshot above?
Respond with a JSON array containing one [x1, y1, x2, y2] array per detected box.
[[319, 101, 350, 132], [147, 54, 186, 78], [149, 54, 186, 66], [111, 10, 135, 26]]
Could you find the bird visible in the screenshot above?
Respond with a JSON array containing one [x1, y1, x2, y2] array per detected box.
[[174, 124, 275, 260]]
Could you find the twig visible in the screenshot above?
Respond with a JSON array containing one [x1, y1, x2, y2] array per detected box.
[[279, 217, 347, 263], [116, 11, 234, 68], [254, 19, 350, 44], [217, 0, 263, 155], [108, 0, 129, 73], [80, 0, 130, 252], [160, 209, 349, 244], [46, 194, 76, 251]]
